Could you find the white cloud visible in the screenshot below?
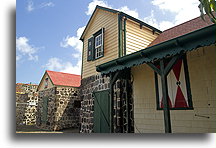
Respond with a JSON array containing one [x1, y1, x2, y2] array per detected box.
[[16, 55, 22, 61], [26, 0, 34, 12], [118, 6, 139, 18], [44, 57, 81, 75], [26, 1, 54, 12], [72, 53, 81, 59], [86, 0, 111, 15], [143, 0, 200, 31], [16, 37, 39, 61], [143, 10, 174, 31], [151, 0, 200, 25], [58, 26, 85, 75], [86, 0, 139, 18], [60, 26, 85, 53], [39, 2, 55, 8]]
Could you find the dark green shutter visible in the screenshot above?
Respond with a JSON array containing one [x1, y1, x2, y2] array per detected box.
[[93, 90, 110, 133], [87, 37, 94, 61], [101, 28, 104, 57]]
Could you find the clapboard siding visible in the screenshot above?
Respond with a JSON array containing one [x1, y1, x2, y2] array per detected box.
[[82, 9, 118, 78], [126, 19, 159, 54]]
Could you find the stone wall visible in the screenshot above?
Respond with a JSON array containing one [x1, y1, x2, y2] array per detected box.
[[80, 74, 110, 133], [37, 86, 80, 131], [16, 83, 38, 126], [80, 72, 134, 133], [16, 93, 28, 127], [24, 92, 38, 125], [16, 92, 38, 126], [113, 78, 134, 133]]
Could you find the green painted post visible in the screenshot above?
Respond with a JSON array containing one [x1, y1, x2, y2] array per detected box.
[[160, 59, 172, 133]]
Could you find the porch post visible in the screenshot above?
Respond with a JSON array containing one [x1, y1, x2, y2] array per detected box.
[[160, 59, 172, 133], [110, 73, 114, 133]]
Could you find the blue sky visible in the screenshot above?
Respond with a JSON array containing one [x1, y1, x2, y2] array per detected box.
[[16, 0, 200, 84]]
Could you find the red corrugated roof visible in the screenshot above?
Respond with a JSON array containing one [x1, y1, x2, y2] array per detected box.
[[148, 15, 214, 47], [46, 70, 81, 87]]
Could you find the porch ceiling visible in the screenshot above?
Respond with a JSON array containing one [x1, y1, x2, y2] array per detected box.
[[96, 24, 216, 75]]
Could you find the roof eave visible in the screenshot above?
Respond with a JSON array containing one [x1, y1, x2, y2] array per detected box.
[[80, 5, 119, 41], [96, 24, 216, 75]]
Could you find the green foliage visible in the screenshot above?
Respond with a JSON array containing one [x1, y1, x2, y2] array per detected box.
[[199, 0, 216, 23]]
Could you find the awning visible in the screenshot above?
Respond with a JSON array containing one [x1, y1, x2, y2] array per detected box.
[[96, 24, 216, 75]]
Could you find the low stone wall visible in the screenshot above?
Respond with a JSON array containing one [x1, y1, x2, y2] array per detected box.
[[24, 92, 38, 125], [80, 74, 110, 133], [37, 86, 80, 131], [16, 93, 28, 127], [16, 92, 38, 127]]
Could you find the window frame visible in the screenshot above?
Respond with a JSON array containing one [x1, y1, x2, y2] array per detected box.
[[95, 33, 103, 59], [155, 55, 193, 110], [87, 28, 104, 61]]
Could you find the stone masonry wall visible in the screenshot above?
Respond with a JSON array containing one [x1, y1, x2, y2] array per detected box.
[[37, 86, 80, 131], [113, 78, 134, 133], [80, 74, 110, 133], [16, 93, 28, 127], [36, 87, 56, 130], [54, 86, 80, 130], [16, 83, 38, 126]]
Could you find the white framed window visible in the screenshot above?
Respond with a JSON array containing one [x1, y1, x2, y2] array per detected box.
[[95, 33, 103, 59]]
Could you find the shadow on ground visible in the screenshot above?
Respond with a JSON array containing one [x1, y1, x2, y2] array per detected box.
[[16, 125, 79, 133]]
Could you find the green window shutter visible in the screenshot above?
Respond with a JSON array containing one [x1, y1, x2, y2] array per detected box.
[[101, 28, 104, 57], [87, 37, 94, 61]]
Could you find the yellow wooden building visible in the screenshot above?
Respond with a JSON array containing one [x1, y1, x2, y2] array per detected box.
[[80, 5, 216, 133]]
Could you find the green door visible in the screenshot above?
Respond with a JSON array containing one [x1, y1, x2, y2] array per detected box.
[[41, 97, 48, 124], [93, 90, 110, 133]]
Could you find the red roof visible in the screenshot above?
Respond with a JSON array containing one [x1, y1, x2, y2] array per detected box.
[[148, 15, 214, 47], [46, 70, 81, 87]]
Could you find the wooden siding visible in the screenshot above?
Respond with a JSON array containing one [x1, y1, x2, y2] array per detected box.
[[126, 19, 159, 55], [82, 9, 118, 79], [37, 73, 54, 91], [132, 45, 216, 133]]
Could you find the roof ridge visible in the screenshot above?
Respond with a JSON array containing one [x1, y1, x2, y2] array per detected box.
[[46, 70, 80, 76]]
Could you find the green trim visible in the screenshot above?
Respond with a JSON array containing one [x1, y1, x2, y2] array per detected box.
[[80, 5, 119, 41], [123, 18, 127, 56], [80, 5, 161, 41], [96, 24, 216, 74], [120, 12, 162, 34], [183, 55, 193, 108], [118, 14, 123, 57], [96, 5, 119, 14]]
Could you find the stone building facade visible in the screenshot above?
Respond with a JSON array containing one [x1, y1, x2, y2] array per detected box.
[[36, 70, 81, 131], [36, 86, 80, 131], [79, 72, 134, 133], [79, 74, 110, 133]]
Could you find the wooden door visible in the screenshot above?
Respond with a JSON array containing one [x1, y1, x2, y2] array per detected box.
[[93, 90, 110, 133]]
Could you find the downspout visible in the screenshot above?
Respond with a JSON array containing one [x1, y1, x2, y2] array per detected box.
[[123, 18, 127, 56], [118, 13, 123, 57]]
